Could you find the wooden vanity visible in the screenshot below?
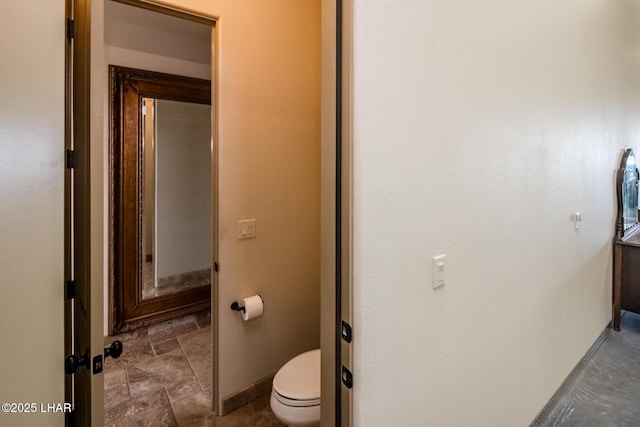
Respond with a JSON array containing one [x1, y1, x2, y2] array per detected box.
[[613, 228, 640, 330], [613, 149, 640, 331]]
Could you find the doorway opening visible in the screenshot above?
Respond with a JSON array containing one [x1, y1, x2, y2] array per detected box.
[[99, 0, 334, 424], [69, 0, 342, 424]]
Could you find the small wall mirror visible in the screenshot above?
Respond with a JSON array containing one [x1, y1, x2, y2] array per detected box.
[[616, 148, 640, 239], [109, 65, 212, 333]]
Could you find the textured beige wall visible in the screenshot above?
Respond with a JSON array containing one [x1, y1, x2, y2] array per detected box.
[[0, 1, 65, 426], [352, 1, 640, 426]]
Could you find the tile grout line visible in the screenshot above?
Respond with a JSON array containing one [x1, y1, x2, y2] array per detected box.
[[177, 327, 207, 393], [105, 314, 223, 426], [164, 386, 181, 427], [168, 323, 213, 425], [124, 365, 132, 408]]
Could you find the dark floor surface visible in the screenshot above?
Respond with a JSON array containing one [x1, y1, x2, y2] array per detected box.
[[537, 311, 640, 426]]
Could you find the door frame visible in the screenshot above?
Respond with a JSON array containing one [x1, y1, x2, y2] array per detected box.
[[65, 0, 103, 424], [322, 0, 353, 425], [339, 1, 354, 423], [68, 0, 352, 424], [334, 0, 353, 425]]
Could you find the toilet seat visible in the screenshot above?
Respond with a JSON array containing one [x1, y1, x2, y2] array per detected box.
[[273, 390, 320, 407], [272, 349, 321, 408]]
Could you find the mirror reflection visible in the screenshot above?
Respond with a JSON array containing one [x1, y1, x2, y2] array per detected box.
[[141, 98, 212, 300], [622, 150, 639, 232]]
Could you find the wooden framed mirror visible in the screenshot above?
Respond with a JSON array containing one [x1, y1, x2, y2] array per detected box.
[[615, 148, 640, 239], [613, 148, 640, 330], [109, 65, 212, 334]]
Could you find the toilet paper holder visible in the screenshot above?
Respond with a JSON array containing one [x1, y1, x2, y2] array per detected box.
[[230, 295, 263, 313], [230, 295, 264, 321], [230, 301, 246, 313]]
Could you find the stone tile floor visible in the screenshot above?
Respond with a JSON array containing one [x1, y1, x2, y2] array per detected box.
[[536, 311, 640, 426], [104, 311, 285, 426]]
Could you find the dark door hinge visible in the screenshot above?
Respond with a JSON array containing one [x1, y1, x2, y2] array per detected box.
[[341, 321, 352, 343], [67, 18, 75, 40], [341, 366, 353, 389], [66, 149, 76, 169], [214, 262, 219, 272], [65, 280, 76, 299]]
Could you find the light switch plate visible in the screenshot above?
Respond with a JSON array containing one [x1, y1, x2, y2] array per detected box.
[[433, 254, 446, 289], [238, 219, 256, 239]]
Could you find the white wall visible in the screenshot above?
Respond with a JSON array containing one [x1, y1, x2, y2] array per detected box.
[[156, 100, 211, 278], [352, 1, 640, 426], [0, 1, 65, 426]]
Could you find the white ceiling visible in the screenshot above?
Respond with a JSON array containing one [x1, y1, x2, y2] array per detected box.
[[105, 0, 211, 65]]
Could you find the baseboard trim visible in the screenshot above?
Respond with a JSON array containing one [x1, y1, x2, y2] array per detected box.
[[220, 374, 275, 416]]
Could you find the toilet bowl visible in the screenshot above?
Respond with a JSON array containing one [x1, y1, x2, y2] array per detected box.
[[270, 349, 321, 427]]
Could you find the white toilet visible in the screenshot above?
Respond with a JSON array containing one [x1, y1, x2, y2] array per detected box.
[[270, 349, 321, 427]]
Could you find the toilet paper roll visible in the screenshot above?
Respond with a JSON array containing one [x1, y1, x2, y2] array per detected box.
[[241, 295, 264, 321]]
